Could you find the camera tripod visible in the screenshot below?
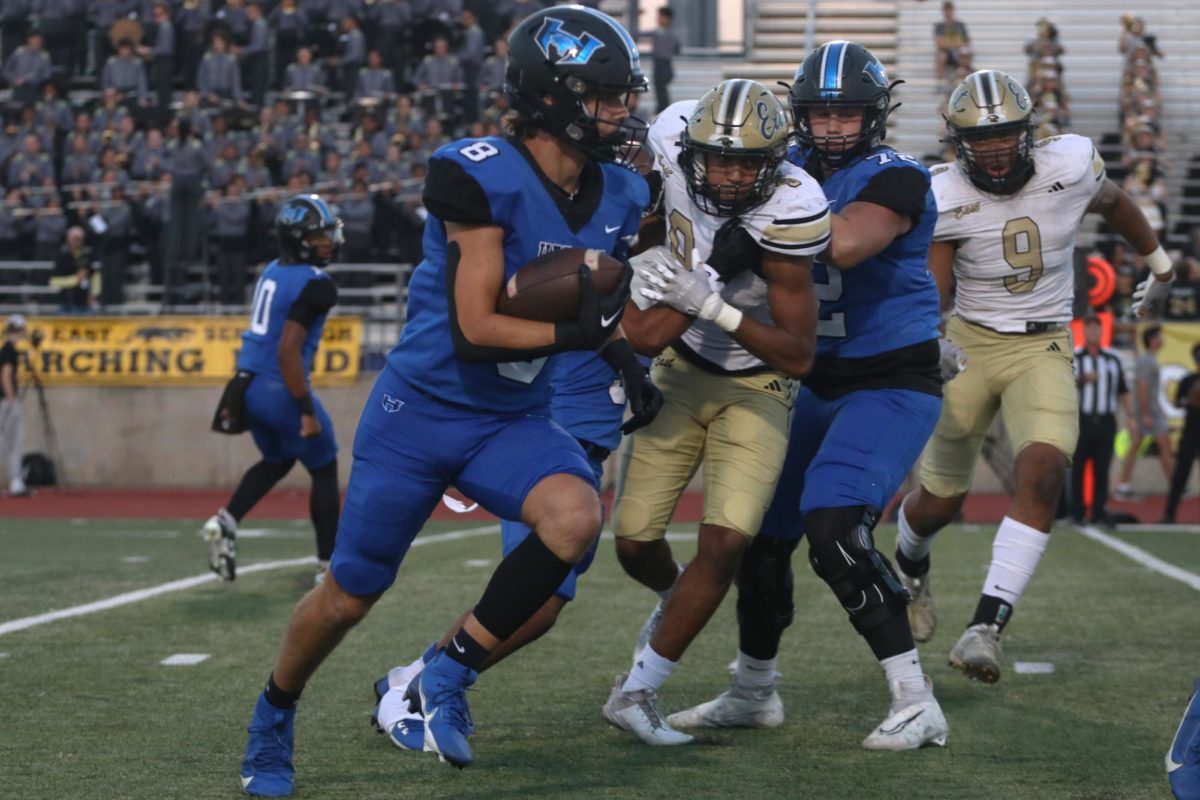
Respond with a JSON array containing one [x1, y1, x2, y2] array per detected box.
[[21, 347, 68, 491]]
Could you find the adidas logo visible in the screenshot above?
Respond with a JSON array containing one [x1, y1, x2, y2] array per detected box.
[[1046, 342, 1062, 352], [764, 379, 786, 394], [1048, 181, 1066, 193]]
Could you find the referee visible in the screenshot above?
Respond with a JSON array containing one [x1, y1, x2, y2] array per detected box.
[[1072, 315, 1134, 524]]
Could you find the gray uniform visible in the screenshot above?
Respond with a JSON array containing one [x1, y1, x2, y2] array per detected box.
[[101, 55, 149, 103], [197, 50, 242, 101], [354, 67, 395, 101], [413, 53, 462, 87], [1134, 351, 1168, 435], [283, 62, 325, 93], [2, 45, 51, 103]]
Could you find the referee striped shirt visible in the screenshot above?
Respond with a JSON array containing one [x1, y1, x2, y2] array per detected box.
[[1074, 346, 1127, 416]]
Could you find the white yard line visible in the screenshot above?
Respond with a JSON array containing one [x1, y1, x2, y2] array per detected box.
[[1116, 524, 1200, 534], [1077, 524, 1200, 592], [0, 524, 500, 637]]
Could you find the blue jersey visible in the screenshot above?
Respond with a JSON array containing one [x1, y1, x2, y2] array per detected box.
[[387, 136, 648, 414], [238, 260, 336, 380], [550, 351, 625, 452], [788, 145, 940, 361]]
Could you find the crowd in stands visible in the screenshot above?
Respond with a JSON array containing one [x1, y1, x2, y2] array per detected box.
[[0, 0, 593, 310]]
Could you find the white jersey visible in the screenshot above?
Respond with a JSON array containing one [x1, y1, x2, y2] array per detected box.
[[932, 133, 1106, 333], [647, 101, 830, 372]]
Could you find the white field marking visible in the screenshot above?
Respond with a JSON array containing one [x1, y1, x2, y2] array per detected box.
[[161, 653, 210, 666], [1014, 662, 1056, 675], [1117, 524, 1200, 534], [1078, 524, 1200, 592], [0, 652, 9, 658], [0, 524, 501, 637], [121, 556, 150, 564], [464, 559, 492, 568], [237, 528, 309, 539]]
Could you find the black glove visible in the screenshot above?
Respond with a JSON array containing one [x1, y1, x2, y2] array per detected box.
[[706, 217, 761, 282], [554, 260, 633, 351], [600, 338, 664, 434]]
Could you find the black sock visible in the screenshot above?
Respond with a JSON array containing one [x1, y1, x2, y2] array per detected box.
[[308, 459, 339, 561], [264, 673, 301, 710], [227, 459, 295, 520], [444, 629, 490, 672], [473, 532, 573, 641], [894, 548, 929, 578], [857, 613, 917, 661], [970, 594, 1014, 631]]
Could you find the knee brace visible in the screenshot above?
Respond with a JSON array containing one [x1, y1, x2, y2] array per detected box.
[[805, 507, 910, 634], [735, 535, 800, 634]]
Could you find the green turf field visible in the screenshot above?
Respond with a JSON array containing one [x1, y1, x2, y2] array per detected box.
[[0, 518, 1195, 799]]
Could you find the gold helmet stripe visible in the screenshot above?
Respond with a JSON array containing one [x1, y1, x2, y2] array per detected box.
[[716, 79, 750, 136]]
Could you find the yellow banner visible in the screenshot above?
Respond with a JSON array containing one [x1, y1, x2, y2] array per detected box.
[[19, 316, 362, 387], [1158, 322, 1200, 429]]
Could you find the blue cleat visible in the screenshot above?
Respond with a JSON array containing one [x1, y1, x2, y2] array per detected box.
[[240, 693, 296, 797], [1168, 678, 1200, 800], [419, 652, 477, 768]]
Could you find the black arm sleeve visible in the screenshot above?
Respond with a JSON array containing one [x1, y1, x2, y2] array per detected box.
[[853, 166, 930, 224], [287, 278, 338, 328], [422, 157, 493, 225]]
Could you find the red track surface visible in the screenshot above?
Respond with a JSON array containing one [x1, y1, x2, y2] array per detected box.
[[0, 488, 1193, 524]]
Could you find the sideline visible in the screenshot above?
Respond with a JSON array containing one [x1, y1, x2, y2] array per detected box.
[[0, 524, 501, 637], [1077, 524, 1200, 592]]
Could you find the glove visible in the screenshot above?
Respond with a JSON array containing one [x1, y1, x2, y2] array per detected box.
[[629, 245, 673, 311], [706, 217, 761, 282], [638, 248, 744, 332], [938, 337, 968, 382], [600, 339, 664, 434], [554, 260, 633, 351], [1131, 274, 1174, 319]]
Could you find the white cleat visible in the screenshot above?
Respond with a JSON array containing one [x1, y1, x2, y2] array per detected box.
[[948, 623, 1003, 684], [602, 673, 693, 746], [861, 678, 949, 751], [631, 599, 665, 667], [667, 676, 784, 729], [899, 568, 937, 643], [200, 514, 237, 581]]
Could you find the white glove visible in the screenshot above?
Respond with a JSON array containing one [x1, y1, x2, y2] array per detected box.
[[637, 248, 744, 332], [629, 245, 673, 311], [1131, 274, 1174, 319], [938, 337, 967, 382]]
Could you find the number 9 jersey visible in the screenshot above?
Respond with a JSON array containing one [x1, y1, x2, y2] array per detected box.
[[931, 133, 1107, 332]]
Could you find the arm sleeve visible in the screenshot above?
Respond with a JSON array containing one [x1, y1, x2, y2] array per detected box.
[[286, 277, 338, 328], [853, 166, 930, 224], [422, 156, 493, 225]]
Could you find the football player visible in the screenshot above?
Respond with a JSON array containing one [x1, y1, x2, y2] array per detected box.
[[896, 69, 1174, 684], [238, 7, 659, 793], [201, 194, 343, 586], [668, 41, 953, 751], [601, 79, 827, 745]]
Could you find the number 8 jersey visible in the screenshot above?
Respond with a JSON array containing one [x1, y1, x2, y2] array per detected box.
[[932, 133, 1107, 333]]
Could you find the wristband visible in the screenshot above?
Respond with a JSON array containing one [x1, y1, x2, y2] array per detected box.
[[295, 392, 315, 416], [1145, 245, 1173, 277], [713, 303, 743, 333]]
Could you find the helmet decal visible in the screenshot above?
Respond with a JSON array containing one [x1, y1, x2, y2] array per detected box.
[[862, 59, 889, 88], [535, 17, 605, 66]]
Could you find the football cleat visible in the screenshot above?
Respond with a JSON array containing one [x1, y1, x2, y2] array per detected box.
[[602, 673, 693, 746], [861, 677, 949, 751], [666, 675, 784, 729], [419, 652, 477, 768], [1168, 678, 1200, 800], [239, 692, 296, 797], [632, 599, 665, 667], [898, 565, 936, 643], [201, 513, 237, 581], [314, 561, 328, 586], [949, 623, 1003, 683], [371, 656, 429, 752]]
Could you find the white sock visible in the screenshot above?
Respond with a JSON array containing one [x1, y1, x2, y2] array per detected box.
[[623, 645, 677, 693], [655, 562, 685, 602], [734, 650, 777, 689], [218, 507, 239, 533], [880, 649, 929, 709], [896, 504, 935, 563], [983, 516, 1050, 606]]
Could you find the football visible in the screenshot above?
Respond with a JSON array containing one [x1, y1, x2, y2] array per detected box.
[[497, 248, 626, 323]]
